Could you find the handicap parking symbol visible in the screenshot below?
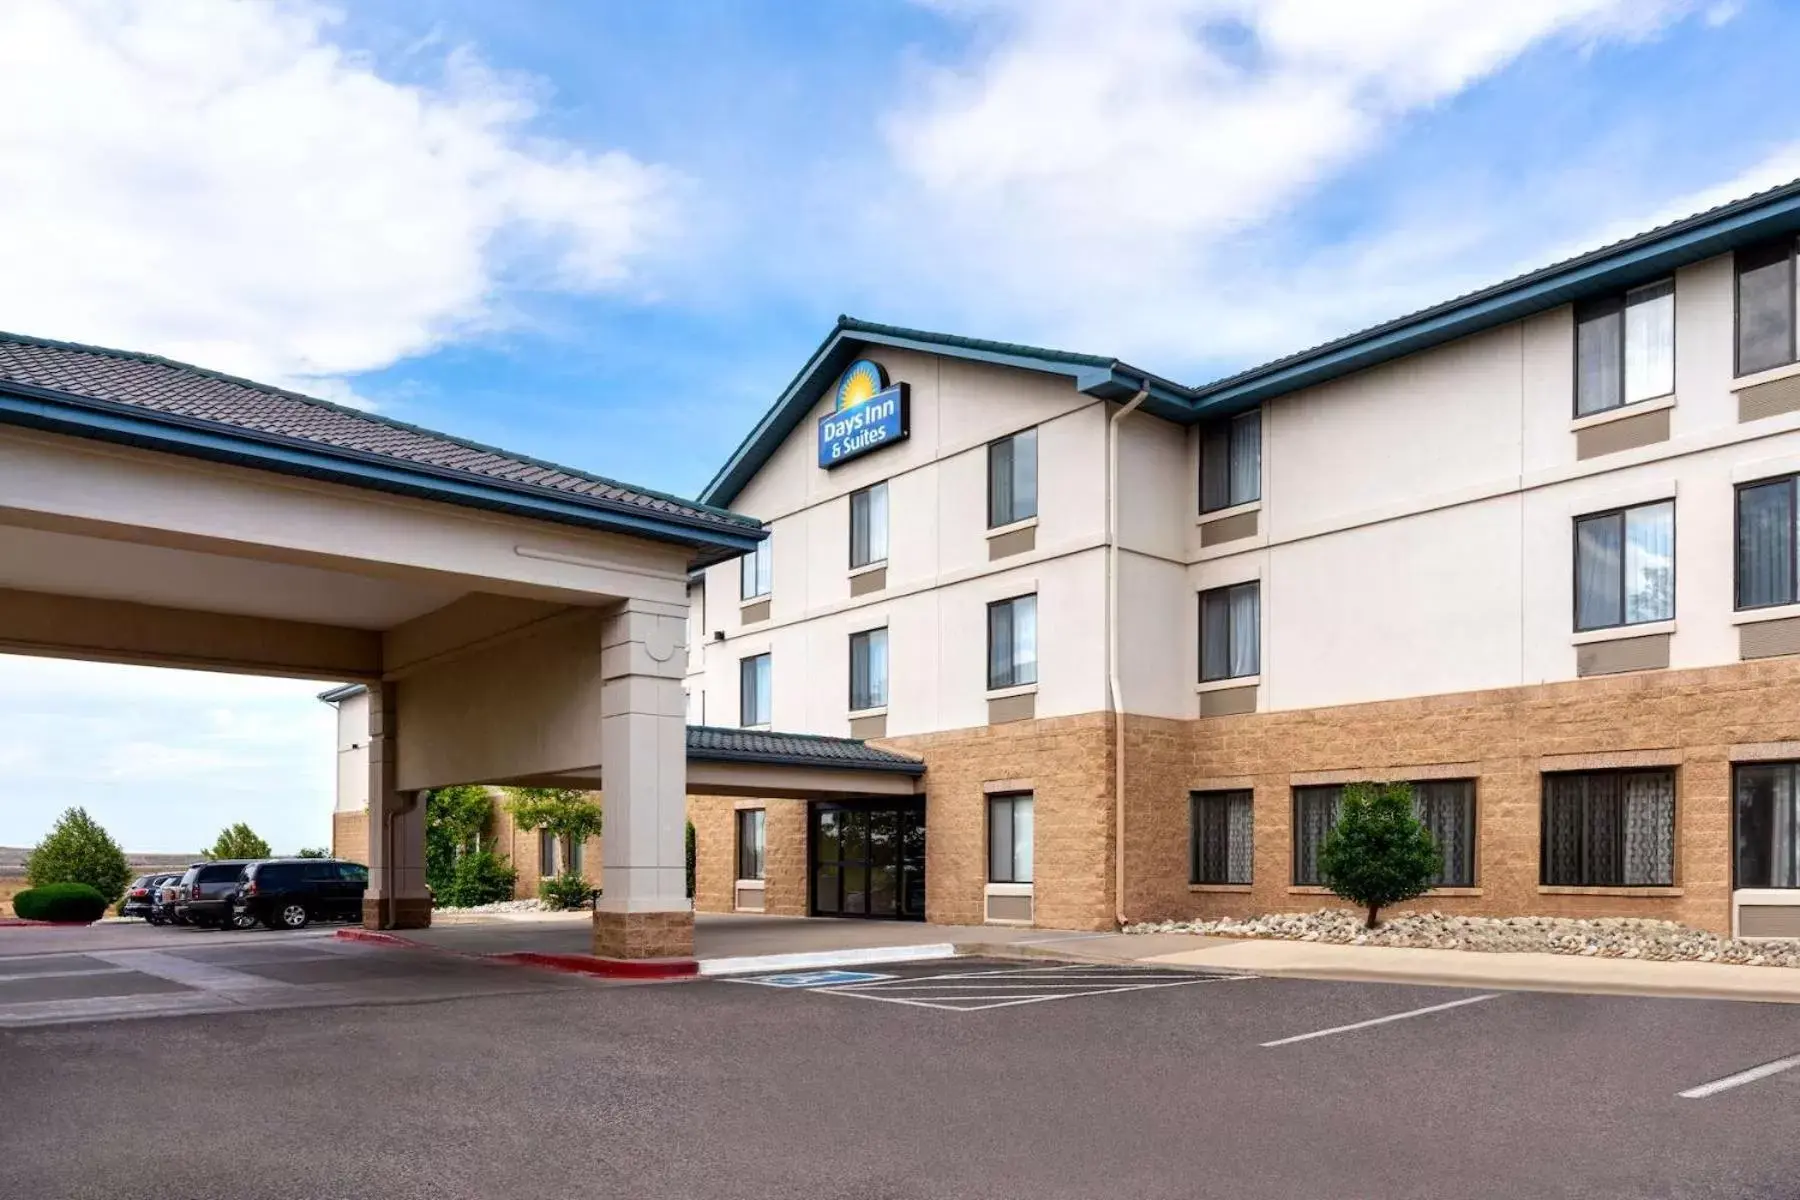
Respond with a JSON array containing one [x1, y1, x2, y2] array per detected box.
[[749, 970, 893, 988]]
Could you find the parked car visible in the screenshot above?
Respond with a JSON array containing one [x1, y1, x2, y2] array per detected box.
[[235, 858, 369, 930], [175, 860, 260, 929], [123, 873, 181, 923], [155, 874, 190, 925]]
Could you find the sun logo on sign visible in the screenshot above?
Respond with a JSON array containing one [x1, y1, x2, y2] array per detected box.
[[834, 359, 888, 410]]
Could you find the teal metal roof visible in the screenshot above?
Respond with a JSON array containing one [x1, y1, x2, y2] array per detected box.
[[701, 177, 1800, 509]]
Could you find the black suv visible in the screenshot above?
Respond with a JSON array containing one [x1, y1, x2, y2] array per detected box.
[[175, 861, 258, 929], [236, 859, 369, 930], [120, 874, 168, 920]]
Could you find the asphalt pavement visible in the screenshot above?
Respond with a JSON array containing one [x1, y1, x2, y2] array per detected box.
[[4, 936, 1799, 1200]]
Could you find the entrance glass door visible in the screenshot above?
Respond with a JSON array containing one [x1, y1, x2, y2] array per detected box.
[[810, 799, 925, 920]]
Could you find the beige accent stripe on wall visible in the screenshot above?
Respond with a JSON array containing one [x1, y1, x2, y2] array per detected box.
[[1539, 747, 1683, 772]]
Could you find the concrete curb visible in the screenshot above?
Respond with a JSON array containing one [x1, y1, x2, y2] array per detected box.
[[1181, 958, 1800, 1004], [696, 943, 958, 976], [333, 928, 700, 980]]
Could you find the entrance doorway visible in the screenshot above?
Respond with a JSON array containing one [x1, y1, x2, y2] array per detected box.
[[809, 799, 925, 920]]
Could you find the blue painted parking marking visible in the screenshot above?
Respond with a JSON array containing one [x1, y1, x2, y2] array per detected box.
[[747, 970, 894, 988]]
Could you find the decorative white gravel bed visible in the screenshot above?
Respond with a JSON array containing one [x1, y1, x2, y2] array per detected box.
[[433, 898, 548, 915], [1124, 909, 1800, 968]]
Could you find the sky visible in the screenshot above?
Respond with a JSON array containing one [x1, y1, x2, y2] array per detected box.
[[0, 0, 1796, 853]]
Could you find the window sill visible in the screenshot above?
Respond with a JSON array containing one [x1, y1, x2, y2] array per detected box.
[[1537, 886, 1683, 897], [1569, 393, 1675, 432], [1189, 883, 1253, 893], [741, 723, 771, 733], [1425, 887, 1484, 898], [1733, 603, 1800, 626], [848, 560, 887, 578], [1286, 886, 1334, 895], [985, 881, 1033, 897], [1734, 359, 1800, 391], [986, 516, 1039, 539], [986, 683, 1038, 701], [1571, 620, 1674, 646], [739, 596, 771, 609], [1196, 499, 1261, 526], [1196, 674, 1260, 694], [848, 705, 888, 718]]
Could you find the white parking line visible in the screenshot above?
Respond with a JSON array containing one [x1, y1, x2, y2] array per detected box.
[[1260, 993, 1500, 1047], [1679, 1054, 1800, 1099]]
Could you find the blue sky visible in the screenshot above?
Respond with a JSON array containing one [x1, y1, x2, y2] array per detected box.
[[0, 0, 1796, 853]]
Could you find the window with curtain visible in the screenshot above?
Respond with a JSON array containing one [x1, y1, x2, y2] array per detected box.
[[1190, 790, 1253, 885], [739, 653, 771, 727], [739, 535, 772, 600], [1199, 582, 1260, 682], [849, 627, 888, 711], [987, 429, 1038, 528], [1200, 409, 1261, 513], [1737, 237, 1797, 376], [1574, 500, 1674, 631], [1292, 781, 1476, 888], [1541, 769, 1676, 887], [988, 792, 1034, 883], [1737, 475, 1799, 609], [987, 594, 1038, 690], [1735, 763, 1800, 889], [850, 482, 889, 568], [1575, 279, 1675, 416], [1291, 786, 1340, 886], [736, 809, 766, 881]]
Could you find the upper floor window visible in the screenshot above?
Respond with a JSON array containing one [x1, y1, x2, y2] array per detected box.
[[1575, 280, 1674, 416], [1199, 581, 1259, 682], [1542, 769, 1675, 887], [849, 627, 888, 712], [739, 653, 771, 727], [740, 535, 772, 600], [1737, 474, 1799, 609], [850, 482, 889, 568], [1200, 409, 1260, 513], [1737, 237, 1798, 376], [1733, 762, 1800, 889], [988, 429, 1038, 528], [1574, 500, 1673, 632], [987, 594, 1037, 690]]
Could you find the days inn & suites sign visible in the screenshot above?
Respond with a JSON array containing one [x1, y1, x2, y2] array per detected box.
[[817, 359, 909, 468]]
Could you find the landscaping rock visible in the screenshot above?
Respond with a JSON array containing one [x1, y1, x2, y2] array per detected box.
[[433, 898, 548, 915], [1122, 909, 1800, 968]]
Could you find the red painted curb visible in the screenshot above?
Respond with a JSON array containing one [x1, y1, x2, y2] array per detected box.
[[489, 951, 700, 980], [0, 918, 96, 928], [334, 928, 425, 948]]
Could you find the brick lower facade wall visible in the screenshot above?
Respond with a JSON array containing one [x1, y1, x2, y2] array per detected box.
[[688, 795, 812, 917], [332, 809, 368, 866]]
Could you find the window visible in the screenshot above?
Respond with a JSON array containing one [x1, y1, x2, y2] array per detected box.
[[1542, 769, 1676, 887], [849, 627, 888, 711], [988, 429, 1038, 528], [740, 653, 771, 727], [1735, 762, 1800, 889], [736, 809, 766, 881], [567, 838, 584, 877], [1200, 409, 1261, 513], [1574, 500, 1674, 631], [987, 594, 1037, 690], [987, 793, 1034, 883], [1292, 781, 1477, 888], [539, 828, 558, 877], [1737, 237, 1797, 376], [740, 535, 772, 600], [1736, 475, 1799, 609], [850, 482, 889, 568], [1574, 280, 1675, 416], [1199, 582, 1260, 682], [1190, 790, 1253, 885]]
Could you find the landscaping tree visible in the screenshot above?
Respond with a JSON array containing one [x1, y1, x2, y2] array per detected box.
[[503, 787, 602, 881], [295, 847, 330, 859], [1317, 781, 1442, 929], [24, 807, 131, 905], [204, 823, 272, 860], [685, 819, 696, 900], [437, 848, 518, 908], [426, 785, 495, 898]]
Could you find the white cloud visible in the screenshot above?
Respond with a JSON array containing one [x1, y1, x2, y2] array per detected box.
[[0, 0, 676, 394], [875, 0, 1707, 366]]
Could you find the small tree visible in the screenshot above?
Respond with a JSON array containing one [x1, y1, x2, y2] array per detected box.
[[503, 788, 602, 879], [426, 786, 496, 897], [437, 848, 518, 908], [685, 819, 696, 900], [295, 847, 330, 859], [25, 807, 132, 904], [204, 823, 272, 860], [1317, 782, 1441, 929]]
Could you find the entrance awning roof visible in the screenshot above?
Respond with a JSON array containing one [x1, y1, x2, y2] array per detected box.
[[683, 726, 925, 775]]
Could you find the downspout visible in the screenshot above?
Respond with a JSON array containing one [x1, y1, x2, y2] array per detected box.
[[1108, 388, 1149, 929]]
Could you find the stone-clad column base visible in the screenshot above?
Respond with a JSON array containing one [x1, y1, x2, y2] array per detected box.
[[592, 909, 694, 959], [363, 896, 433, 930]]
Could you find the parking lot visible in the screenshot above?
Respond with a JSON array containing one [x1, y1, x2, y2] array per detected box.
[[3, 935, 1799, 1199]]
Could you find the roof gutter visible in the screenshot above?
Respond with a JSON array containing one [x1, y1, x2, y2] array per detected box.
[[1107, 388, 1149, 930]]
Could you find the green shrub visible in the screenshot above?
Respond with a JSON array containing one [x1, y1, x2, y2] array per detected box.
[[426, 785, 495, 898], [433, 848, 517, 909], [1317, 781, 1442, 928], [13, 882, 109, 923], [25, 808, 131, 904], [538, 871, 595, 911], [685, 819, 696, 900]]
